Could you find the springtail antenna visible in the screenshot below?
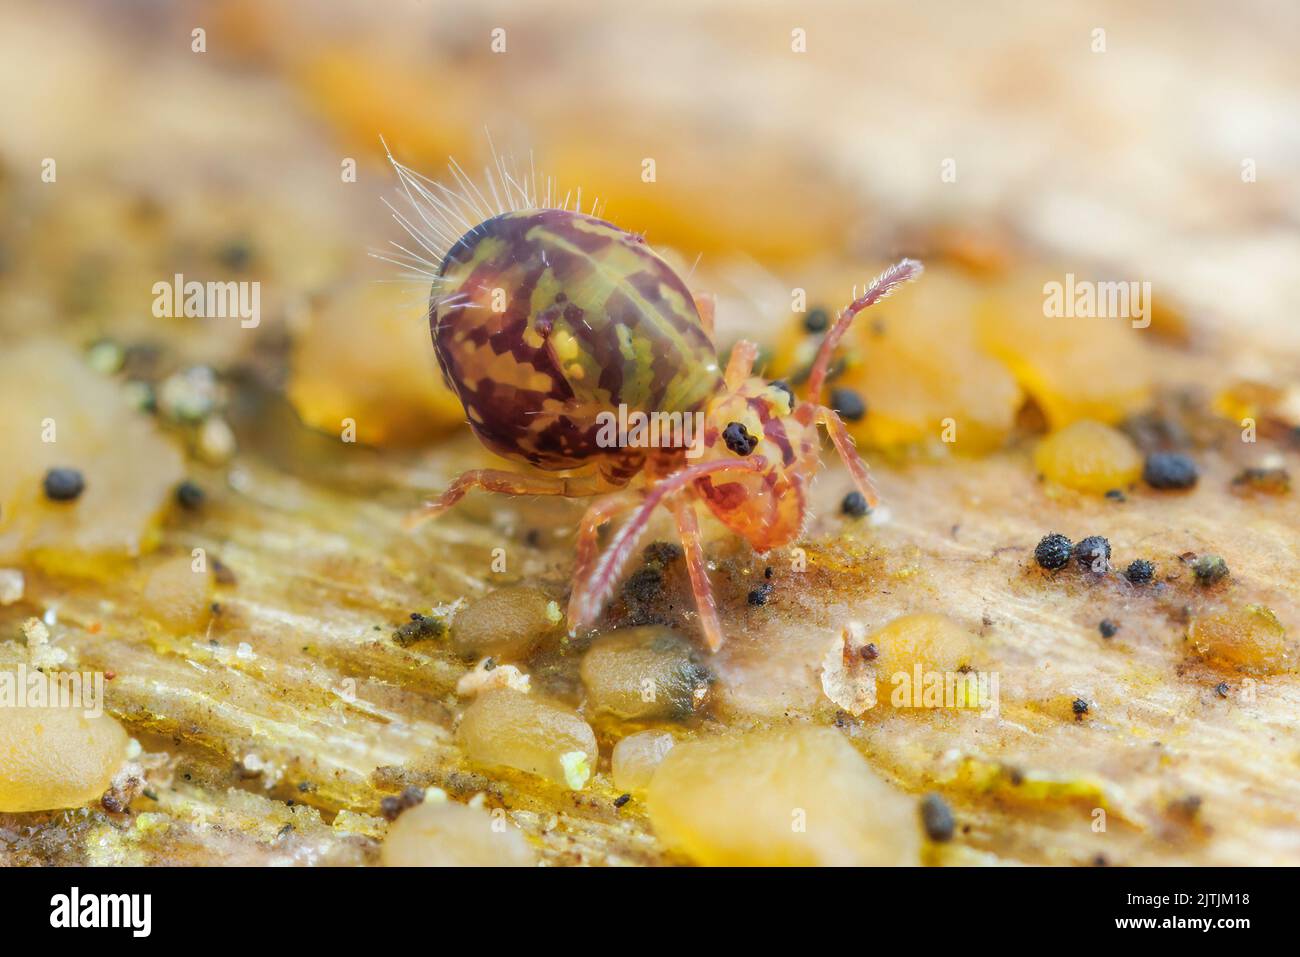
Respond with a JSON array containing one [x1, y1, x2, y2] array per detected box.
[[805, 258, 924, 399]]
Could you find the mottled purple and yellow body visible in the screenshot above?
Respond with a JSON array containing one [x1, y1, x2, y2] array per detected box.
[[401, 173, 923, 650], [432, 209, 721, 485]]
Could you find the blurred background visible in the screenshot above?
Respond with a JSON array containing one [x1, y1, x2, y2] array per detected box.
[[3, 0, 1297, 376], [3, 0, 1298, 565], [2, 0, 1298, 554], [1, 0, 1299, 867]]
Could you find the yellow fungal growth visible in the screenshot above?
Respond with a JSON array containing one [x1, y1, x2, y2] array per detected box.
[[977, 270, 1153, 429], [0, 701, 130, 812], [1213, 379, 1300, 432], [293, 50, 478, 171], [548, 130, 858, 265], [1033, 420, 1143, 494], [0, 342, 184, 572], [842, 268, 1022, 454], [646, 726, 920, 866], [944, 756, 1116, 812], [288, 282, 464, 447], [456, 689, 597, 789], [381, 800, 536, 867], [1189, 605, 1292, 675]]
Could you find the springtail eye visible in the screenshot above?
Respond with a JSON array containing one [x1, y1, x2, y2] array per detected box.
[[769, 379, 795, 411], [722, 422, 759, 456]]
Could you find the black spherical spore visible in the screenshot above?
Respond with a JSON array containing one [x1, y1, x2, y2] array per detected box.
[[42, 467, 86, 502], [1075, 535, 1112, 573], [175, 480, 206, 511], [1143, 452, 1199, 490], [841, 491, 870, 518], [1125, 559, 1155, 585], [919, 793, 955, 843], [1034, 532, 1073, 570], [803, 307, 830, 334], [828, 387, 867, 422]]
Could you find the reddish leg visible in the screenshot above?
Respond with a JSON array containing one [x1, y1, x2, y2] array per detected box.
[[724, 339, 759, 390], [404, 469, 609, 529], [815, 405, 880, 509], [568, 457, 767, 635], [806, 258, 923, 399], [569, 490, 645, 606], [671, 498, 724, 651]]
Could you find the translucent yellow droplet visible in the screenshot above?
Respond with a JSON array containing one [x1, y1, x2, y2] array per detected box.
[[1033, 420, 1142, 494], [647, 726, 921, 866], [0, 702, 129, 812]]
